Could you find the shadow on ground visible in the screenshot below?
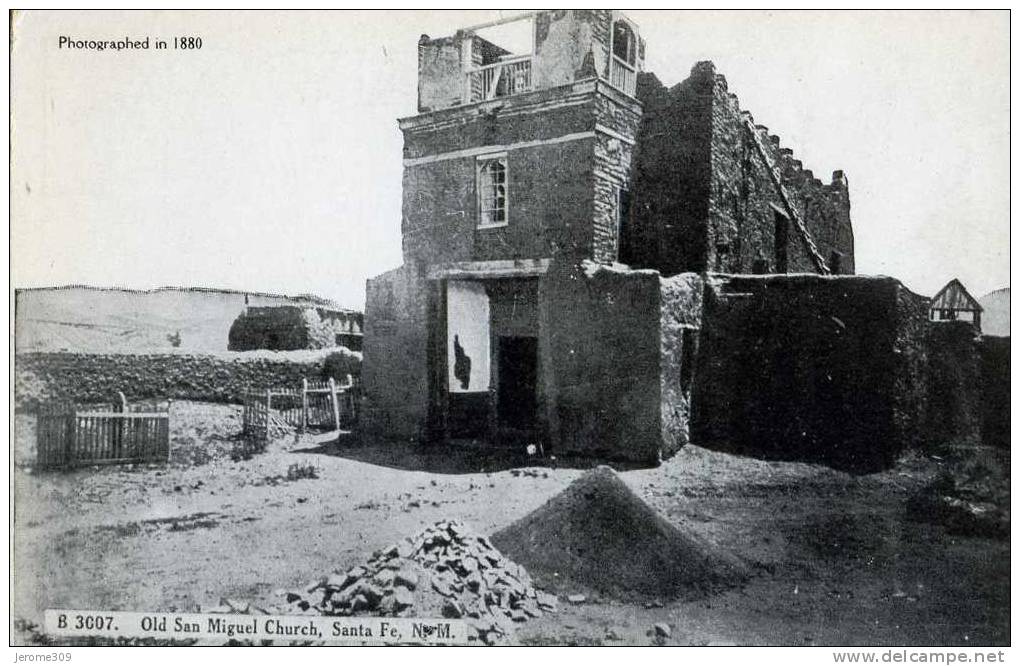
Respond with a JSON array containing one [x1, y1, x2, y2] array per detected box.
[[292, 431, 652, 475]]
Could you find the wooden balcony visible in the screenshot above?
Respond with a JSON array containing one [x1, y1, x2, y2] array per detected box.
[[467, 55, 533, 103], [610, 56, 637, 97]]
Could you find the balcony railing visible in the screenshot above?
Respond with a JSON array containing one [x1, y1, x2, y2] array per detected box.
[[610, 56, 637, 97], [467, 55, 533, 103]]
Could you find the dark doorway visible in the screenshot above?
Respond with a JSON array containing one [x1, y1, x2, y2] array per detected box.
[[829, 250, 843, 274], [774, 212, 789, 273], [497, 336, 538, 427]]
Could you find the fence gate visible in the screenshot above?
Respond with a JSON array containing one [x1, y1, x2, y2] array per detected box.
[[36, 399, 171, 469], [242, 377, 358, 441]]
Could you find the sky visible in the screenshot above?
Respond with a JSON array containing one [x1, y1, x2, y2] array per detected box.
[[11, 10, 1009, 309]]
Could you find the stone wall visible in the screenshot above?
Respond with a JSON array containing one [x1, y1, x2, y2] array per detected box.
[[592, 90, 642, 263], [630, 62, 855, 277], [707, 64, 854, 275], [14, 349, 360, 410], [692, 274, 925, 473]]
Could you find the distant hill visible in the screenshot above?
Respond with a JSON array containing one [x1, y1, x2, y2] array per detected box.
[[14, 286, 357, 353], [979, 287, 1010, 337]]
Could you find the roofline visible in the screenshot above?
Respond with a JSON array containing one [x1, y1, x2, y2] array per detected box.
[[931, 278, 983, 311]]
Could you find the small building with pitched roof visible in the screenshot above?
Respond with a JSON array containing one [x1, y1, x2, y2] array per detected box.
[[930, 279, 982, 331]]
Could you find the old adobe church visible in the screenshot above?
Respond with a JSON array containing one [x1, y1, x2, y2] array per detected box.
[[362, 10, 948, 471]]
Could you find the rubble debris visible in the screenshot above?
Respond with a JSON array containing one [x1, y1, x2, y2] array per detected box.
[[278, 520, 556, 644], [493, 466, 748, 600]]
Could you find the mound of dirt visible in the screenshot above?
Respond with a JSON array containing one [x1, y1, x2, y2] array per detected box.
[[279, 520, 556, 644], [492, 465, 747, 600]]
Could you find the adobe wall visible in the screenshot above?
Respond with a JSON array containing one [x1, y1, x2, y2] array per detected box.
[[659, 272, 703, 457], [361, 264, 431, 442], [629, 71, 714, 273], [692, 274, 923, 472], [228, 306, 311, 351], [14, 349, 357, 409], [416, 11, 632, 114], [541, 260, 663, 463], [979, 335, 1010, 449], [924, 322, 982, 449], [532, 10, 606, 90], [227, 306, 363, 352], [890, 284, 931, 452], [417, 36, 463, 113], [401, 89, 599, 266], [402, 84, 640, 268]]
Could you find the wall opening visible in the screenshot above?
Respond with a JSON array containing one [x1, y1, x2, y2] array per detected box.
[[714, 243, 730, 272], [829, 250, 843, 274], [612, 21, 637, 65], [616, 186, 633, 263], [496, 336, 538, 427], [774, 211, 789, 273], [446, 280, 491, 439], [470, 17, 535, 62]]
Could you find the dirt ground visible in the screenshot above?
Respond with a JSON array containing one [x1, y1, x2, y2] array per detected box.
[[11, 401, 1010, 646]]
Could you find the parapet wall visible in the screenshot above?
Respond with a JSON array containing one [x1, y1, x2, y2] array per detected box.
[[705, 62, 854, 275], [631, 62, 855, 276]]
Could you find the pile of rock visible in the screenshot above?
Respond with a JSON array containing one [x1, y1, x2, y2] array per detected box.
[[493, 465, 748, 601], [281, 520, 556, 644]]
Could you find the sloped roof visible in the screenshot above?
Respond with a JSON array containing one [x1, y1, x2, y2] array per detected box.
[[931, 279, 982, 312]]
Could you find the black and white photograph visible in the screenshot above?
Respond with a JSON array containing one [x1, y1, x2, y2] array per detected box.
[[8, 8, 1011, 653]]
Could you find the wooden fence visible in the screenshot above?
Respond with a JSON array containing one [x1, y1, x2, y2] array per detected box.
[[36, 398, 171, 469], [242, 376, 358, 441]]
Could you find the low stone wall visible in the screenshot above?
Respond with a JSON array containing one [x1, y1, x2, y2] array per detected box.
[[14, 349, 361, 410]]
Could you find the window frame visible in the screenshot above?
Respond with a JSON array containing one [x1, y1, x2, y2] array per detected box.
[[610, 19, 637, 67], [476, 152, 509, 229]]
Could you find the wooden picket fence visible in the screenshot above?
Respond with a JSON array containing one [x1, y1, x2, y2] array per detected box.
[[242, 376, 358, 441], [36, 397, 171, 469]]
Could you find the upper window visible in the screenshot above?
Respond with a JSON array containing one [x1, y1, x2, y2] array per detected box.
[[612, 20, 637, 66], [477, 155, 508, 228]]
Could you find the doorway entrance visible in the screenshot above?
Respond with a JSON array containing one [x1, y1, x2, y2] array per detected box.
[[496, 336, 538, 428]]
